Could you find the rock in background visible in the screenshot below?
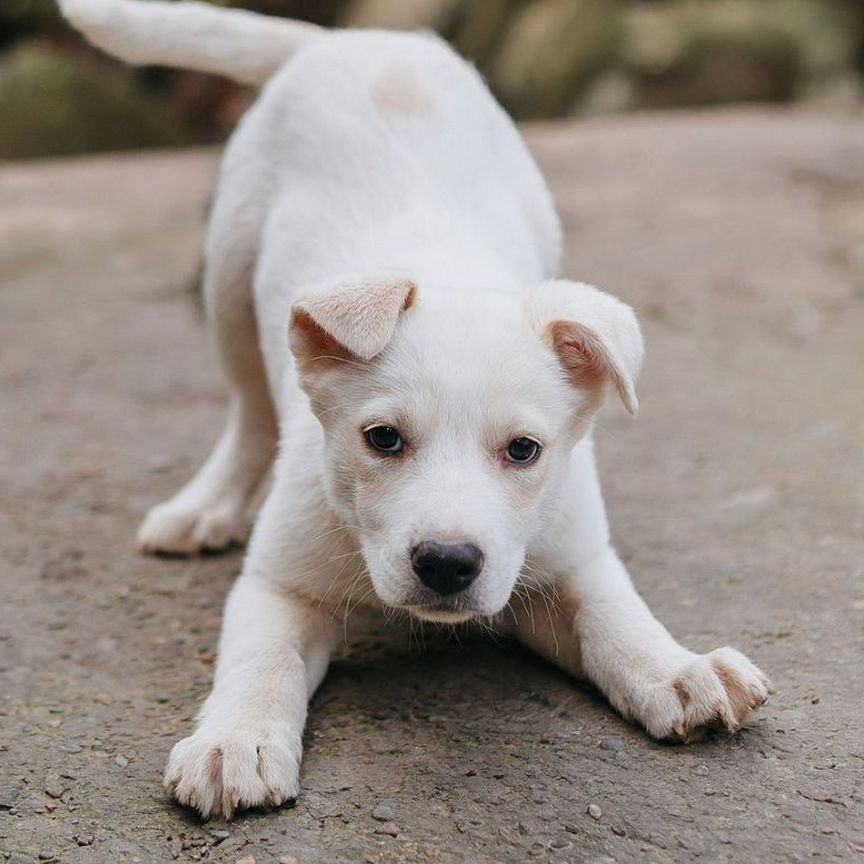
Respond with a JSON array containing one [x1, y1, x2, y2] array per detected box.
[[0, 0, 861, 158], [488, 0, 622, 119], [0, 42, 187, 158], [620, 0, 864, 109]]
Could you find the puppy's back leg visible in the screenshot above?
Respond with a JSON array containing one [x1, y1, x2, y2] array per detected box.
[[138, 176, 277, 555]]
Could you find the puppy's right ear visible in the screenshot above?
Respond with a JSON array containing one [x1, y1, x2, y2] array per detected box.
[[289, 275, 417, 375]]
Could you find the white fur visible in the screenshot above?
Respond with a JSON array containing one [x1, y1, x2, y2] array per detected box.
[[57, 0, 320, 85], [59, 0, 771, 819]]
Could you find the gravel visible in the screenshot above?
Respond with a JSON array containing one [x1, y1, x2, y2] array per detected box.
[[371, 802, 393, 821]]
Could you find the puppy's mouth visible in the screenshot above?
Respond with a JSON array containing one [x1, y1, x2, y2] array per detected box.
[[407, 604, 476, 624]]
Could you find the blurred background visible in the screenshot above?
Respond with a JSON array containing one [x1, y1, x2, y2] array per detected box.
[[1, 0, 863, 159]]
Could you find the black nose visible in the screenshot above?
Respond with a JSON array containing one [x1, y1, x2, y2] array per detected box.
[[411, 541, 484, 596]]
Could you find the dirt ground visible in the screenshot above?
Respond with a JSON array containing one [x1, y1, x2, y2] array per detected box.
[[1, 108, 863, 864]]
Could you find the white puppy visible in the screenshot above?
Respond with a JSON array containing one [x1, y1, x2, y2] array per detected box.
[[60, 0, 770, 819]]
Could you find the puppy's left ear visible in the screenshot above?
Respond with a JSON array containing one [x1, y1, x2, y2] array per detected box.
[[527, 280, 644, 416]]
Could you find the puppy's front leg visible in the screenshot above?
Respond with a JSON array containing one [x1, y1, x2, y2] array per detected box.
[[164, 574, 339, 819], [514, 549, 770, 742]]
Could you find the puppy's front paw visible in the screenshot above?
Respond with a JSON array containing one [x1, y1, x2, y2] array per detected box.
[[640, 647, 771, 743], [138, 497, 247, 555], [164, 725, 301, 819]]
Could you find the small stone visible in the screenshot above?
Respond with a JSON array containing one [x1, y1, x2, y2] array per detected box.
[[114, 755, 129, 768], [465, 768, 477, 777], [156, 693, 170, 703], [210, 830, 230, 843], [59, 745, 83, 754], [600, 737, 625, 752], [45, 778, 66, 799], [611, 824, 626, 836], [587, 803, 603, 820], [372, 802, 393, 821], [0, 783, 22, 810], [75, 834, 94, 846], [278, 857, 299, 864], [39, 853, 57, 862], [373, 822, 399, 837], [236, 857, 256, 864]]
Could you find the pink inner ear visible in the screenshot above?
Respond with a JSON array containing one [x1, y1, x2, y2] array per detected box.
[[290, 277, 417, 363], [289, 307, 356, 374], [547, 320, 637, 415], [548, 320, 611, 391]]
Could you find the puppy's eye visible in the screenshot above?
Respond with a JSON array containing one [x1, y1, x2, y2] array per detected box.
[[505, 437, 541, 465], [364, 425, 404, 455]]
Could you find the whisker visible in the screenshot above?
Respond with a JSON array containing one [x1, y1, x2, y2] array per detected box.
[[307, 354, 369, 371], [314, 545, 365, 607]]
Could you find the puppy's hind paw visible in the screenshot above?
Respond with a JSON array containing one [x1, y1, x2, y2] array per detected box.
[[137, 497, 248, 555]]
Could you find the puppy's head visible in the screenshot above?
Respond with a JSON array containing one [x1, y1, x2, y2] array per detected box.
[[289, 274, 642, 622]]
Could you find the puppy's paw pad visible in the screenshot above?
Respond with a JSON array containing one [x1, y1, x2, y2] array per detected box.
[[663, 647, 770, 742], [164, 728, 301, 820], [137, 499, 247, 555]]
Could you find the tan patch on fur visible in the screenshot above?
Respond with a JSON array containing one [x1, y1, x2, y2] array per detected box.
[[672, 677, 692, 709], [373, 64, 437, 116], [713, 661, 759, 726]]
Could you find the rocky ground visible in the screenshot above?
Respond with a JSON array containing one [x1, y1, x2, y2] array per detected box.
[[1, 109, 863, 864]]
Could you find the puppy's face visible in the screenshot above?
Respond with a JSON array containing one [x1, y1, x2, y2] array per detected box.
[[290, 276, 642, 622]]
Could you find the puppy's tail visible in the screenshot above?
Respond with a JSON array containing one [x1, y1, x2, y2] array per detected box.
[[58, 0, 323, 86]]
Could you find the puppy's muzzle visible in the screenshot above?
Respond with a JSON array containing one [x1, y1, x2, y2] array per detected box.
[[410, 541, 484, 596]]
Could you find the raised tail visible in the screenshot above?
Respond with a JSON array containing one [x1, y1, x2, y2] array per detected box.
[[58, 0, 323, 86]]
